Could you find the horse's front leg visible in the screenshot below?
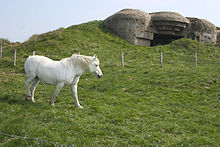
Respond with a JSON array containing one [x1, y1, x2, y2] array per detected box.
[[50, 82, 64, 106], [71, 76, 83, 109]]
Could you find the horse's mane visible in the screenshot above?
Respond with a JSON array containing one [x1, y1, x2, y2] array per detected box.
[[61, 54, 94, 68]]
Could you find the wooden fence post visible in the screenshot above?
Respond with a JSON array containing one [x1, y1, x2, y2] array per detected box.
[[195, 52, 197, 68], [13, 49, 17, 66], [121, 51, 124, 68], [160, 52, 163, 68], [0, 45, 2, 60], [32, 51, 35, 55]]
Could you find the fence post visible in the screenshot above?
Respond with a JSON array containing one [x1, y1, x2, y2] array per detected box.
[[121, 51, 124, 68], [32, 51, 35, 55], [195, 52, 197, 68], [13, 49, 17, 66], [160, 52, 163, 68], [0, 45, 2, 60]]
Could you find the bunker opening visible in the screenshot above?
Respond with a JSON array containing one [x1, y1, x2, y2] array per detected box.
[[150, 33, 184, 46]]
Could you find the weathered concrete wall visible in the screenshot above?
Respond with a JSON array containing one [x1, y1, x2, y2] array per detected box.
[[186, 17, 217, 43], [150, 12, 189, 36], [149, 12, 190, 45], [104, 9, 217, 46], [104, 9, 152, 46], [217, 30, 220, 42]]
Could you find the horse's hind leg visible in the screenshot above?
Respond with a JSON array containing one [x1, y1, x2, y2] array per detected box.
[[50, 82, 64, 106], [25, 75, 36, 101], [30, 77, 40, 103]]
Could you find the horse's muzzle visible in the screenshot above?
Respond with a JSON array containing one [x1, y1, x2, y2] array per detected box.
[[97, 75, 102, 78]]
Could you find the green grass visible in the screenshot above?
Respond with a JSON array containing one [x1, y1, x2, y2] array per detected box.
[[0, 21, 220, 146]]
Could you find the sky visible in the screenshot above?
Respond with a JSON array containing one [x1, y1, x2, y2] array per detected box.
[[0, 0, 219, 42]]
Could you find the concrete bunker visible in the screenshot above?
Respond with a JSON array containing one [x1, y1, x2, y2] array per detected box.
[[104, 9, 217, 46]]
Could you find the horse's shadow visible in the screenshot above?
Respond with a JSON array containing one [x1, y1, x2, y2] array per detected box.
[[0, 94, 76, 109], [0, 94, 40, 107]]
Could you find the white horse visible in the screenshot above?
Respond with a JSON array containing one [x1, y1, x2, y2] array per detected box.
[[24, 54, 103, 109]]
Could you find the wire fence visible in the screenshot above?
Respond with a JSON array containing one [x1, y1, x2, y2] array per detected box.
[[0, 45, 219, 68], [120, 51, 220, 68], [0, 131, 75, 146]]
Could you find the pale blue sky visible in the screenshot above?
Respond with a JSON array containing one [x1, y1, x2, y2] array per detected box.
[[0, 0, 219, 42]]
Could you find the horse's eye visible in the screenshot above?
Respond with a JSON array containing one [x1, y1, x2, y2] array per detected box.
[[95, 64, 98, 67]]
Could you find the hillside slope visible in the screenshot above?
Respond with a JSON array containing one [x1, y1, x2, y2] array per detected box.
[[0, 21, 219, 146]]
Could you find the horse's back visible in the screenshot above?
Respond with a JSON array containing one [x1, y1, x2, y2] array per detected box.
[[24, 55, 53, 76], [25, 55, 67, 85], [25, 55, 77, 85]]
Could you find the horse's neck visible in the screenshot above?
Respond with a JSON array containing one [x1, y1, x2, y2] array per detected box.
[[74, 65, 86, 76], [72, 56, 91, 76]]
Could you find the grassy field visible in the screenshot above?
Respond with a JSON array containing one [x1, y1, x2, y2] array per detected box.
[[0, 21, 220, 146]]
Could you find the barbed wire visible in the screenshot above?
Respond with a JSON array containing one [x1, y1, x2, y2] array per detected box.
[[0, 131, 75, 147]]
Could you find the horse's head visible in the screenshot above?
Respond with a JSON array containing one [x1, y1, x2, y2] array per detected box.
[[89, 55, 103, 78]]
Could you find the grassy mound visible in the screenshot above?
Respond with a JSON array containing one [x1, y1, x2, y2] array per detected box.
[[0, 21, 219, 146]]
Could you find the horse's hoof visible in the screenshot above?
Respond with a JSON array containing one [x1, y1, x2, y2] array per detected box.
[[76, 105, 83, 109], [25, 95, 31, 101], [31, 100, 35, 103], [50, 101, 55, 107]]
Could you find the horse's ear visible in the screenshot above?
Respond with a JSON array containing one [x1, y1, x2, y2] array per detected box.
[[92, 54, 97, 61]]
